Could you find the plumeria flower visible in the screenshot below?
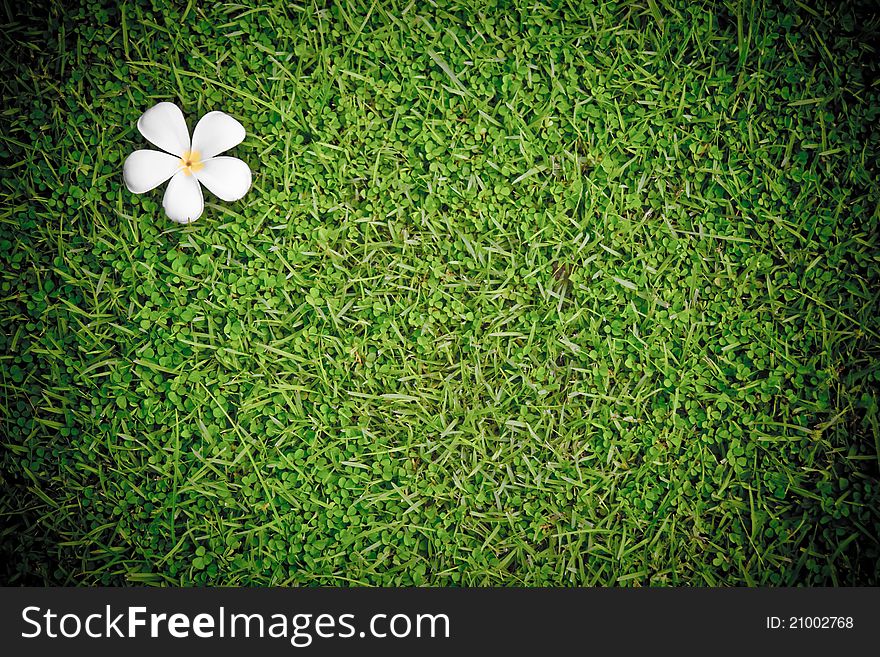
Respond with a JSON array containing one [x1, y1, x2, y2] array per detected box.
[[123, 102, 252, 223]]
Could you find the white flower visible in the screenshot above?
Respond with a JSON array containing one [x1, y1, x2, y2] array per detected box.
[[123, 102, 252, 223]]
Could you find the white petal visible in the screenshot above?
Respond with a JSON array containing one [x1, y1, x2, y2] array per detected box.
[[123, 150, 182, 194], [191, 111, 246, 160], [195, 157, 252, 201], [137, 102, 191, 157], [162, 171, 204, 223]]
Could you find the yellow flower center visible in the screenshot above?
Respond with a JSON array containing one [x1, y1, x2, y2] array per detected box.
[[179, 149, 204, 175]]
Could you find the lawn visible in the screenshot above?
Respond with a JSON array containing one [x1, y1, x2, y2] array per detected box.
[[1, 0, 879, 586]]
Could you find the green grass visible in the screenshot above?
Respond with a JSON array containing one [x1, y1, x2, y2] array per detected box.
[[1, 0, 879, 586]]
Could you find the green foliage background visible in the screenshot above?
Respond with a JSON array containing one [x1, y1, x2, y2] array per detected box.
[[1, 0, 879, 585]]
